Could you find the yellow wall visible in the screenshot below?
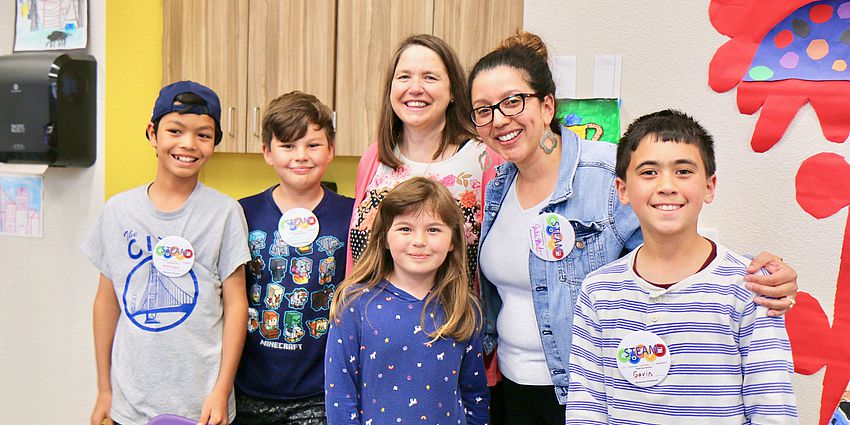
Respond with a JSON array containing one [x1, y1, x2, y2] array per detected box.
[[105, 1, 160, 197], [106, 0, 359, 200], [201, 153, 358, 200]]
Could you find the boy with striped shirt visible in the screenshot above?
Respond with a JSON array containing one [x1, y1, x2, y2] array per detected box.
[[565, 110, 797, 424]]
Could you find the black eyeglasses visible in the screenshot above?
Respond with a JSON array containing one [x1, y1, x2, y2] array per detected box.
[[470, 93, 544, 127]]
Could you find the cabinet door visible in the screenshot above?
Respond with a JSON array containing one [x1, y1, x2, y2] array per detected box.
[[246, 0, 336, 154], [334, 0, 435, 157], [434, 0, 524, 73], [162, 0, 249, 153]]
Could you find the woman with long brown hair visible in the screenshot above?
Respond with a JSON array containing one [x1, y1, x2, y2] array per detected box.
[[346, 34, 501, 288]]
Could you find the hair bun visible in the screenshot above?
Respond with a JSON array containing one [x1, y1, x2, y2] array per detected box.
[[497, 31, 548, 61]]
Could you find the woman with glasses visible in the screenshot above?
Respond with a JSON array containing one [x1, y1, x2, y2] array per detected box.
[[468, 31, 800, 425], [347, 34, 501, 285]]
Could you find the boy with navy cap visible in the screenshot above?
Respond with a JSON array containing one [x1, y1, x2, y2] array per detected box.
[[146, 80, 223, 145], [83, 81, 250, 425]]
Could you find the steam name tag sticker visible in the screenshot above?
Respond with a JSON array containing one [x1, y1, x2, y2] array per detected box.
[[616, 331, 670, 387], [279, 208, 320, 248], [152, 236, 195, 277], [528, 213, 575, 261]]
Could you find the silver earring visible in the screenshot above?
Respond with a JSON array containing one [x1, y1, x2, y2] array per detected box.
[[539, 128, 558, 154]]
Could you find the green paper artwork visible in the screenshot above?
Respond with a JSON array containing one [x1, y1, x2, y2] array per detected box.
[[555, 98, 620, 143]]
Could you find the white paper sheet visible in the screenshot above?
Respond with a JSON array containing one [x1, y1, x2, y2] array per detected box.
[[553, 55, 577, 98], [593, 54, 622, 98]]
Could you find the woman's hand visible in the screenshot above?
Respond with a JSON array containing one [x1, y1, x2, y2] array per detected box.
[[745, 251, 798, 317]]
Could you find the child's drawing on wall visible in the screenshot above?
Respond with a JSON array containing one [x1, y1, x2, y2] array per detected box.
[[555, 98, 620, 143], [0, 174, 43, 238], [15, 0, 88, 51]]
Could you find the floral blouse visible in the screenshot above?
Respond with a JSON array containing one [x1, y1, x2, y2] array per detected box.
[[349, 141, 490, 288]]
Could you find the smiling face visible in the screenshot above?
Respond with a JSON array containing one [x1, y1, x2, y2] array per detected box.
[[386, 208, 454, 288], [147, 111, 216, 182], [262, 124, 334, 193], [390, 45, 452, 133], [470, 65, 555, 168], [616, 137, 716, 240]]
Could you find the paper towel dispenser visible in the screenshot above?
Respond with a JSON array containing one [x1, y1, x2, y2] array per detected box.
[[0, 52, 96, 166]]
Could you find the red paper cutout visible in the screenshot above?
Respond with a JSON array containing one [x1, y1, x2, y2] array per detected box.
[[736, 80, 850, 152], [709, 0, 850, 152], [792, 153, 850, 424], [708, 0, 811, 93], [785, 292, 830, 374], [711, 0, 850, 421], [796, 153, 850, 218]]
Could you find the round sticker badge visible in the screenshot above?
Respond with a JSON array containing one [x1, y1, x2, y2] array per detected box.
[[528, 213, 575, 261], [616, 330, 671, 387], [152, 236, 195, 277], [279, 207, 320, 248]]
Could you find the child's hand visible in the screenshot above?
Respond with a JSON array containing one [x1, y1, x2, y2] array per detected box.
[[744, 251, 798, 316], [90, 391, 113, 425], [197, 390, 229, 425]]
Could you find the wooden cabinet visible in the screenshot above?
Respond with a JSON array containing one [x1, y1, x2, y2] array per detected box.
[[434, 0, 525, 72], [162, 0, 249, 152], [333, 0, 434, 156], [163, 0, 335, 153], [334, 0, 522, 155], [245, 0, 336, 153], [163, 0, 522, 155]]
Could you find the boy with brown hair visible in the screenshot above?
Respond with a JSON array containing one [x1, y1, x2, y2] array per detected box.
[[84, 81, 250, 425], [234, 91, 353, 424]]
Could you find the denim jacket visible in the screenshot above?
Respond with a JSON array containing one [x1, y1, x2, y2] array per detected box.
[[478, 129, 642, 404]]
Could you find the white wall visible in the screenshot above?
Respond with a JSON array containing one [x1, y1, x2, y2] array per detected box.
[[524, 1, 845, 422], [0, 0, 103, 422]]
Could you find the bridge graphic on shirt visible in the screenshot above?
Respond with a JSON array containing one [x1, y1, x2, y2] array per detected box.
[[129, 264, 194, 324]]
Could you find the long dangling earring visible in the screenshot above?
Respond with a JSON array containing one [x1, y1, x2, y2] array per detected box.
[[539, 128, 558, 154]]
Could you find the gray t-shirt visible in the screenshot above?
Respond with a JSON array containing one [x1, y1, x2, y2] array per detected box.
[[82, 182, 250, 425]]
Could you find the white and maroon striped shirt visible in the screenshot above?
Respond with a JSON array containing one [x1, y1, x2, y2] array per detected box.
[[566, 243, 798, 424]]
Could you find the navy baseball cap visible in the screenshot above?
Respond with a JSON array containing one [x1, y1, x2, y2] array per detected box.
[[147, 80, 223, 145]]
